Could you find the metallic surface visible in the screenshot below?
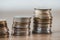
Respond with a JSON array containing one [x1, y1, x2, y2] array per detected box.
[[34, 8, 52, 19], [0, 20, 9, 37], [12, 16, 31, 36], [33, 8, 52, 34]]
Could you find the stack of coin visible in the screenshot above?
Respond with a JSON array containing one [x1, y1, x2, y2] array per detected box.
[[12, 16, 31, 36], [33, 8, 52, 34], [0, 19, 9, 37]]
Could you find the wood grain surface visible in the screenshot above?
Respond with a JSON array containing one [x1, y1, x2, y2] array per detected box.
[[0, 31, 60, 40]]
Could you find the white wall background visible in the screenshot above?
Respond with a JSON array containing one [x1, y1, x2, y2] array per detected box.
[[0, 0, 60, 33]]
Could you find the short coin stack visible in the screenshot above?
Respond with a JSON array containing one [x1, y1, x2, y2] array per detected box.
[[33, 8, 52, 34], [12, 16, 31, 36], [0, 19, 9, 37]]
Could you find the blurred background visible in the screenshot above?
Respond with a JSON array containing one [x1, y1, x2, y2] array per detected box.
[[0, 0, 60, 34]]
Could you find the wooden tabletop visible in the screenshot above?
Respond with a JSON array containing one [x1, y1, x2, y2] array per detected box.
[[0, 31, 60, 40]]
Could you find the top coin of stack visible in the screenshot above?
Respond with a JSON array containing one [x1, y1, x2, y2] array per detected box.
[[34, 8, 52, 19], [12, 16, 31, 28]]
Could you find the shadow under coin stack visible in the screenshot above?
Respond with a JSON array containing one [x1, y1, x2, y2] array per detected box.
[[12, 16, 31, 36], [0, 19, 9, 37], [33, 8, 52, 34]]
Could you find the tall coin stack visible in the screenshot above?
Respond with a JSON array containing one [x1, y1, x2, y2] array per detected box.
[[0, 19, 9, 37], [33, 8, 52, 34], [12, 16, 31, 36]]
